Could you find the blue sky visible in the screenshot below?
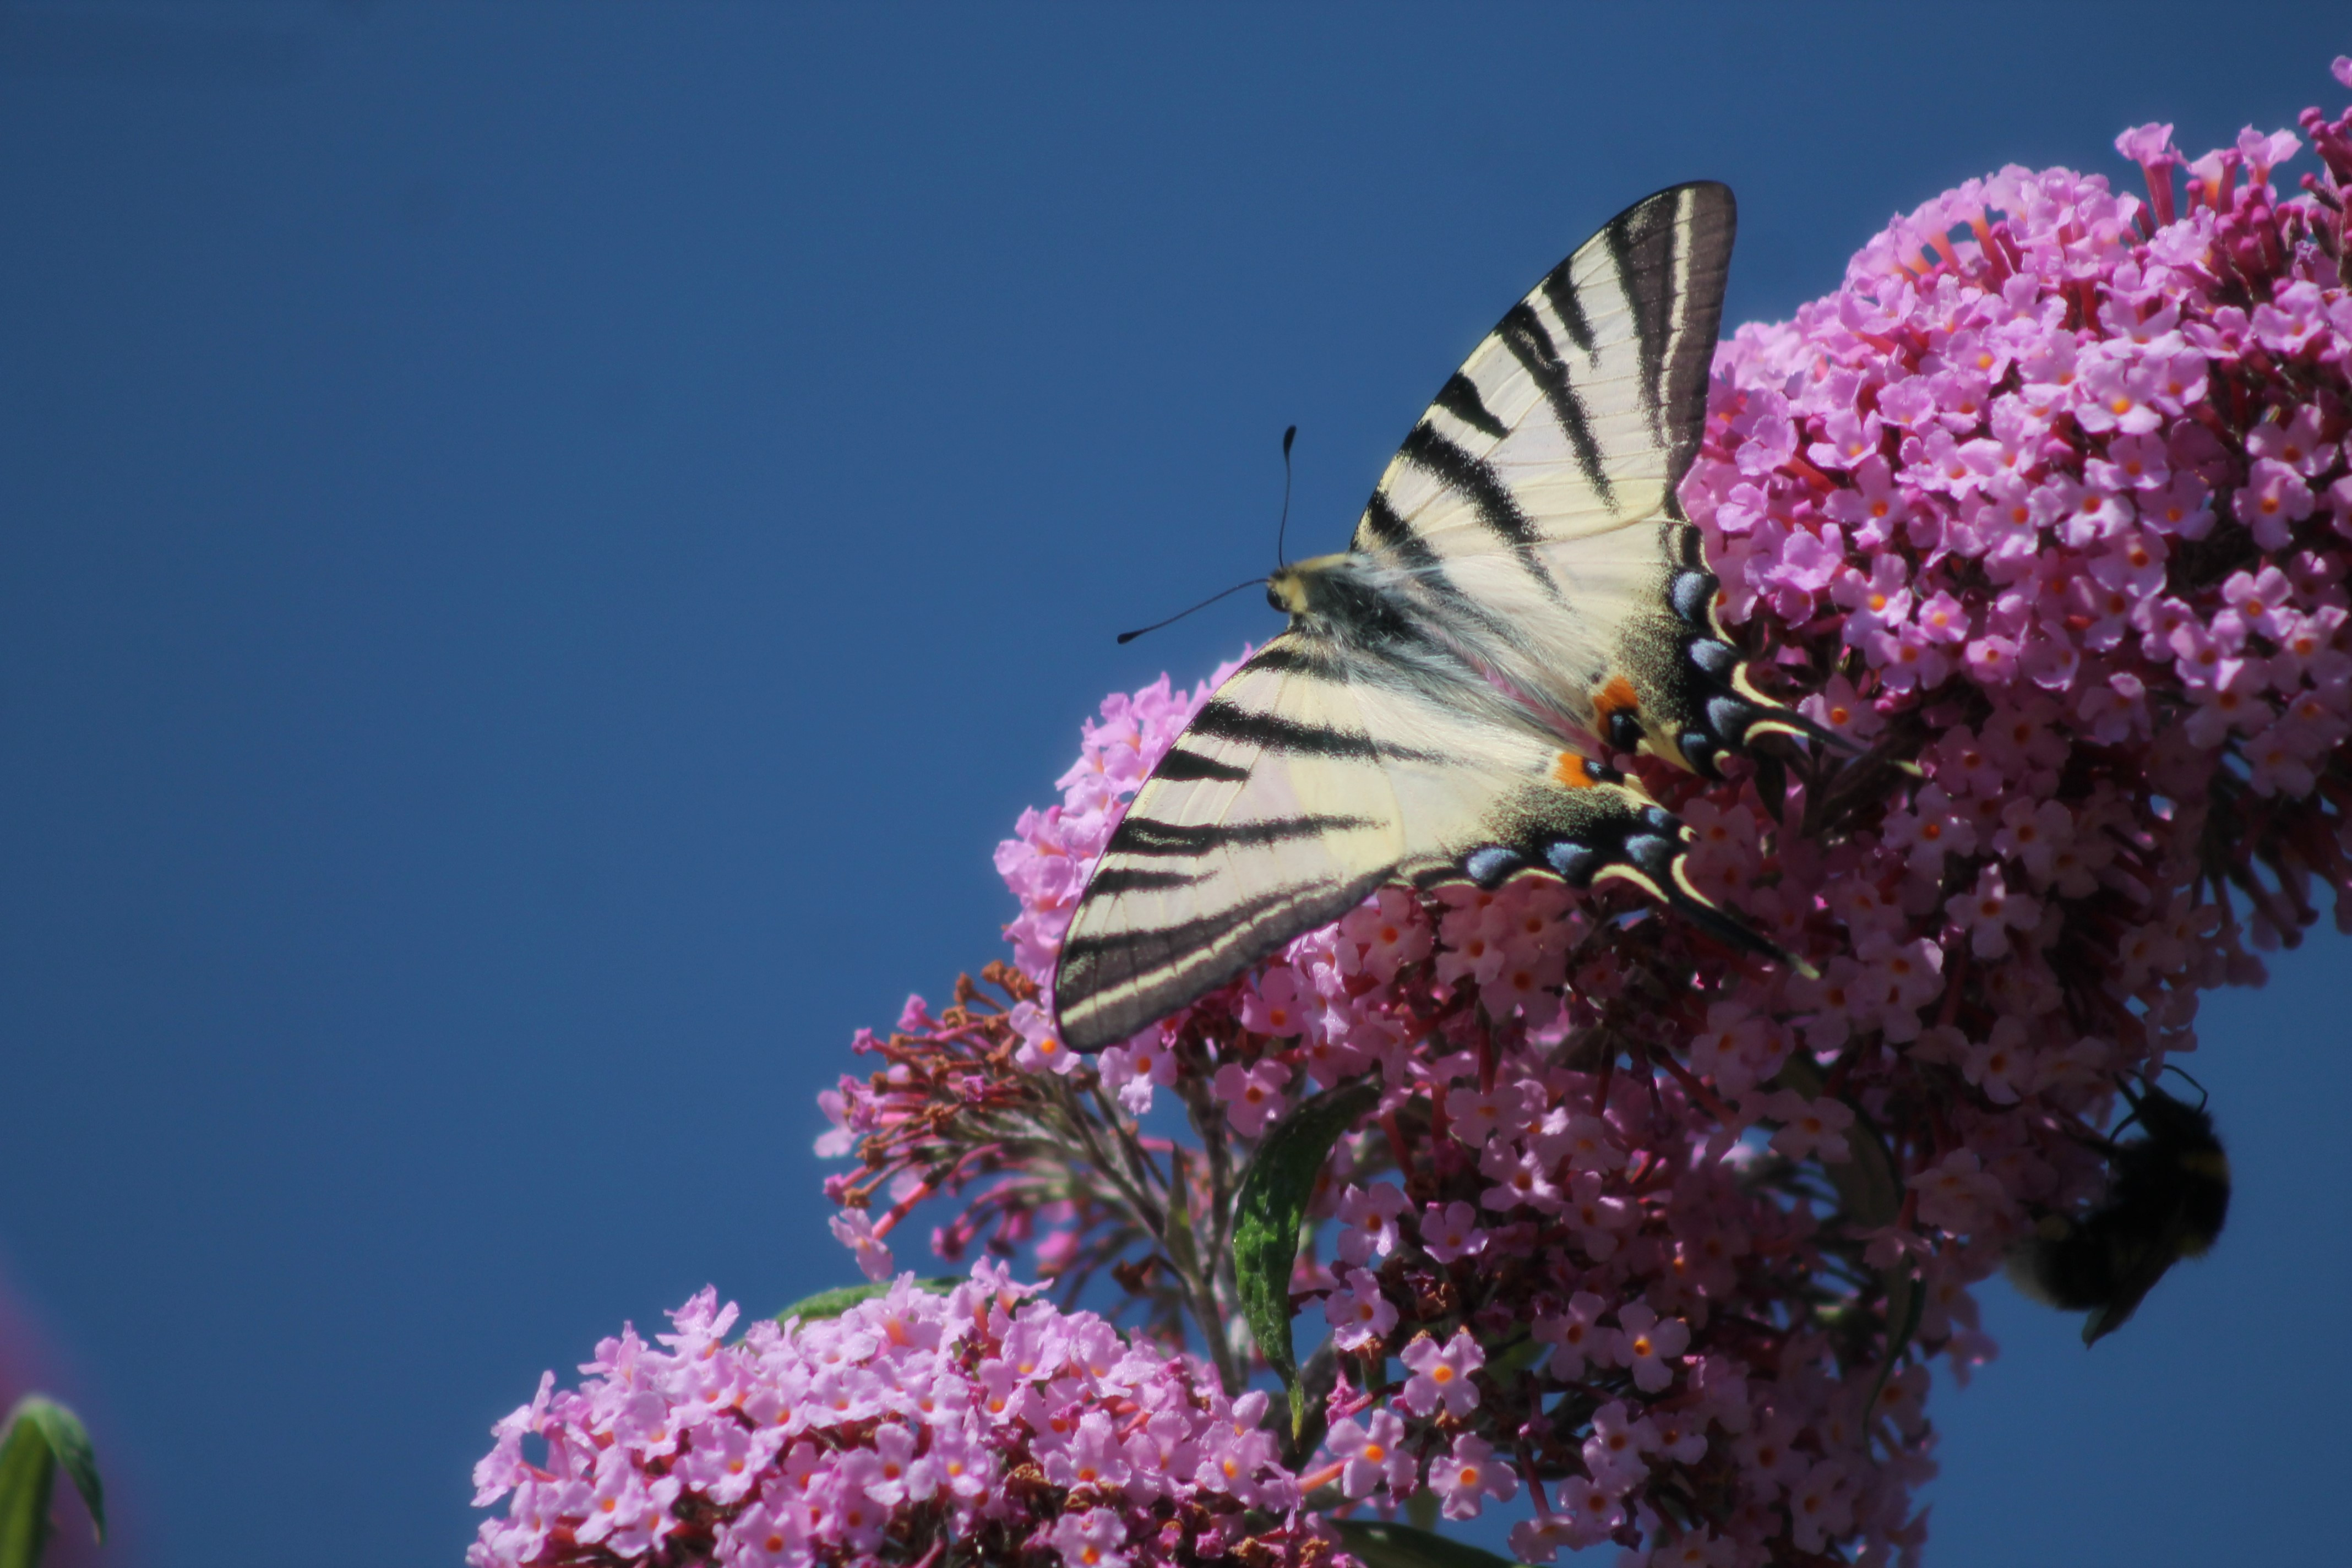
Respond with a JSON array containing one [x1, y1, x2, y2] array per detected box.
[[2, 4, 2346, 1565]]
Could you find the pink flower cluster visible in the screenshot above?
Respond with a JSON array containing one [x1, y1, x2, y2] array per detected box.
[[469, 1267, 1323, 1568], [807, 64, 2352, 1568]]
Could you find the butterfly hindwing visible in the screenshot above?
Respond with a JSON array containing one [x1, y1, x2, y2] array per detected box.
[[1055, 622, 1776, 1053]]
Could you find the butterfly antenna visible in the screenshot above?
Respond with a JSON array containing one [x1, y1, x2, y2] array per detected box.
[[1116, 576, 1265, 645], [1275, 424, 1298, 568]]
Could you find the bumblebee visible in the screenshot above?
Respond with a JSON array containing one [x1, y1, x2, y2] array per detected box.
[[2007, 1076, 2229, 1345]]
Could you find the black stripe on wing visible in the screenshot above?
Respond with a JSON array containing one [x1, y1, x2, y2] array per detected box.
[[1244, 640, 1353, 678], [1082, 865, 1206, 896], [1606, 193, 1679, 442], [1153, 746, 1252, 783], [1605, 183, 1735, 510], [1186, 696, 1446, 763], [1354, 493, 1524, 651], [1540, 260, 1596, 357], [1060, 883, 1301, 973], [1056, 867, 1393, 1051], [1433, 371, 1510, 441], [1357, 493, 1445, 578], [1496, 300, 1613, 513], [1108, 812, 1380, 858], [1395, 423, 1561, 598]]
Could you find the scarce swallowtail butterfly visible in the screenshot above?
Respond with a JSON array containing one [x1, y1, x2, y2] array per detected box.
[[1054, 182, 1840, 1054]]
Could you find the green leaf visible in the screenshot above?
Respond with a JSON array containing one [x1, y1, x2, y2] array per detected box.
[[1232, 1076, 1380, 1435], [775, 1277, 961, 1323], [18, 1403, 99, 1547], [1328, 1517, 1531, 1568], [0, 1396, 100, 1568], [0, 1407, 56, 1568]]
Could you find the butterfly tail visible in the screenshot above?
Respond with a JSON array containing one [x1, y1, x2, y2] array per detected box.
[[1652, 863, 1820, 980], [1556, 792, 1817, 980], [1664, 662, 1861, 781]]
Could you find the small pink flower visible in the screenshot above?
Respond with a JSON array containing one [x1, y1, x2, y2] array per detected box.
[[1611, 1304, 1691, 1394], [830, 1210, 896, 1282], [1210, 1059, 1290, 1136], [1563, 1170, 1634, 1260], [1098, 1032, 1178, 1115], [1479, 1138, 1563, 1215], [2247, 405, 2330, 475], [2220, 564, 2295, 640], [1417, 1200, 1488, 1265], [1758, 1088, 1856, 1164], [2115, 121, 2177, 170], [1992, 797, 2073, 884], [1909, 1148, 2012, 1235], [1239, 965, 1310, 1037], [1325, 1409, 1414, 1501], [1961, 1016, 2036, 1104], [1581, 1400, 1659, 1491], [2234, 457, 2316, 548], [1048, 1509, 1129, 1568], [2075, 356, 2163, 435], [1788, 1459, 1856, 1555], [1531, 1291, 1611, 1380], [1429, 1433, 1517, 1521], [1010, 1000, 1085, 1077], [1946, 865, 2043, 959], [1334, 1182, 1411, 1265], [1399, 1330, 1485, 1418], [1321, 1270, 1398, 1352]]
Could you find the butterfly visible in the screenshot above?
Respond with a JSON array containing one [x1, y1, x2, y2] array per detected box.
[[1054, 183, 1838, 1054]]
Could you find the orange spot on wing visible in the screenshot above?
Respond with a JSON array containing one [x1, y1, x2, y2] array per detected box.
[[1554, 752, 1600, 788], [1593, 674, 1639, 725]]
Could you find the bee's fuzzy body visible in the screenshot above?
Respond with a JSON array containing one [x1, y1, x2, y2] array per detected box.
[[2007, 1080, 2229, 1345]]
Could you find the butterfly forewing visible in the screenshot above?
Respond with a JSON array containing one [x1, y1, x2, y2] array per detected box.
[[1353, 181, 1734, 562], [1054, 636, 1406, 1053]]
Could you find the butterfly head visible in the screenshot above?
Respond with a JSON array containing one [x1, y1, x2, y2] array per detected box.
[[1265, 554, 1351, 618]]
